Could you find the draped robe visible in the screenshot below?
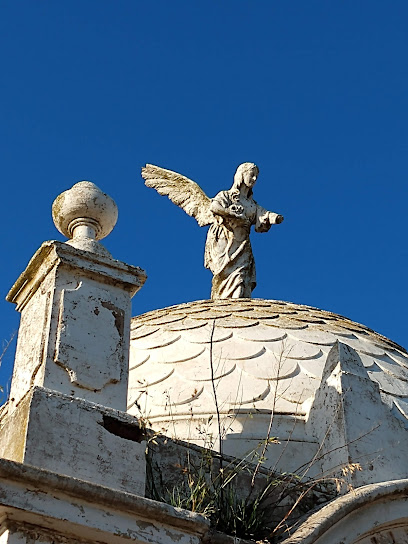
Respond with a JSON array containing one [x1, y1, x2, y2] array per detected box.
[[204, 190, 280, 299]]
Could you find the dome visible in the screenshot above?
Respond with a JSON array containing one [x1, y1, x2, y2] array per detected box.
[[128, 298, 408, 472]]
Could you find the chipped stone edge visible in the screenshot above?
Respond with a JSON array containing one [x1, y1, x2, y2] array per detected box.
[[7, 240, 147, 310], [280, 478, 408, 544], [0, 456, 210, 536]]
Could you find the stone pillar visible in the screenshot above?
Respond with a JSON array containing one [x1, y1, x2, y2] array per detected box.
[[7, 181, 146, 411], [1, 181, 148, 495]]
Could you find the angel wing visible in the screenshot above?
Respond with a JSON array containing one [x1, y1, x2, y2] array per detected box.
[[141, 164, 213, 227]]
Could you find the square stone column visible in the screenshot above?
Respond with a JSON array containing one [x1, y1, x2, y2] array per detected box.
[[7, 240, 146, 412], [2, 181, 148, 495]]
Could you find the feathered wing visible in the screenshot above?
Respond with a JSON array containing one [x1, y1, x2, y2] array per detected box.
[[141, 164, 213, 227]]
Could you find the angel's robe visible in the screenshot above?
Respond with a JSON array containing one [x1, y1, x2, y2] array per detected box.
[[204, 190, 280, 299]]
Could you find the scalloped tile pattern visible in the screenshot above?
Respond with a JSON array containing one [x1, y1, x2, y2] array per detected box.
[[128, 299, 408, 425]]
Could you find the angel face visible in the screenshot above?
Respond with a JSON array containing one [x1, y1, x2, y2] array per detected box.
[[242, 167, 258, 189]]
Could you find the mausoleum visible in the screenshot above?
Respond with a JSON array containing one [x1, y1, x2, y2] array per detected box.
[[0, 174, 407, 544]]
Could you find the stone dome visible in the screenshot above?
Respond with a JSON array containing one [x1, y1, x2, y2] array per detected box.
[[127, 298, 408, 470]]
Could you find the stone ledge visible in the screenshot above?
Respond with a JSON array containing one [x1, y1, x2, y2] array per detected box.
[[0, 387, 146, 496], [0, 456, 210, 542]]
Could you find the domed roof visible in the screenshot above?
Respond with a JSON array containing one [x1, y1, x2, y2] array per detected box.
[[127, 299, 408, 427]]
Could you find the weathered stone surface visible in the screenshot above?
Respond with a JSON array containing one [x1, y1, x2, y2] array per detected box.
[[308, 341, 408, 487], [145, 431, 309, 529], [0, 522, 89, 543], [4, 175, 408, 543], [54, 282, 123, 390], [141, 163, 283, 299], [281, 479, 408, 544], [7, 241, 146, 411], [0, 387, 146, 496], [52, 181, 118, 257], [128, 299, 408, 477], [0, 458, 209, 544]]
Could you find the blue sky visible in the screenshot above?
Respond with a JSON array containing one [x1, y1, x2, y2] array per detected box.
[[0, 1, 407, 397]]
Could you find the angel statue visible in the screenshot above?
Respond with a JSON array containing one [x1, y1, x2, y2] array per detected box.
[[142, 162, 284, 299]]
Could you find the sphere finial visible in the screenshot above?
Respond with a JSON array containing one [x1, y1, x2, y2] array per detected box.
[[52, 181, 118, 256]]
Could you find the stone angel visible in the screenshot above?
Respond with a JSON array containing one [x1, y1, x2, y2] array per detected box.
[[142, 162, 284, 299]]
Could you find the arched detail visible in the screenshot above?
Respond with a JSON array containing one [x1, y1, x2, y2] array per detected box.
[[282, 479, 408, 544]]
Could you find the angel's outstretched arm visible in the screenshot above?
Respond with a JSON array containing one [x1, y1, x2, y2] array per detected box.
[[255, 203, 284, 233]]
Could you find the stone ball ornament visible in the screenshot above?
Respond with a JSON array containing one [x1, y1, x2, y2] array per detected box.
[[52, 181, 118, 242], [52, 181, 118, 256]]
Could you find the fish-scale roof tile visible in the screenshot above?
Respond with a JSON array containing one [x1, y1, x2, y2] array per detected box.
[[128, 299, 408, 428]]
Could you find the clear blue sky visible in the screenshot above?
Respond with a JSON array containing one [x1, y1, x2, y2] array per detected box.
[[1, 1, 407, 398]]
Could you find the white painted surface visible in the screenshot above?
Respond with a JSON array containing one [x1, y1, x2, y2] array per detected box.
[[20, 387, 146, 496], [52, 181, 118, 251], [281, 479, 408, 544], [308, 342, 408, 487], [129, 299, 408, 479], [54, 282, 123, 391], [0, 458, 208, 544], [7, 241, 146, 411]]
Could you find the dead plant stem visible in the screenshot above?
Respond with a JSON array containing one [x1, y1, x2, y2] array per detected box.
[[209, 319, 224, 496]]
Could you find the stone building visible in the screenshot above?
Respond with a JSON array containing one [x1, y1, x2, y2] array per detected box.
[[0, 181, 407, 543]]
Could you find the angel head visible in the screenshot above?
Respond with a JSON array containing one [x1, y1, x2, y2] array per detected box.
[[232, 162, 259, 195]]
